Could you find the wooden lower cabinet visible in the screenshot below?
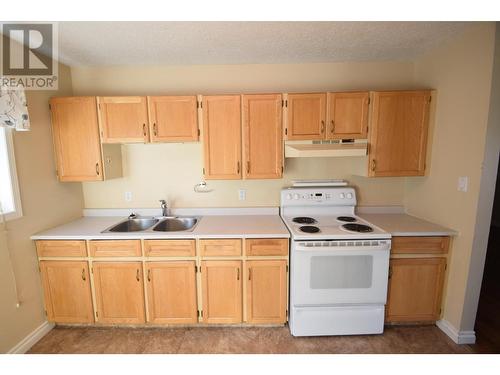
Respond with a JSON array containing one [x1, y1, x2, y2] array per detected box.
[[386, 257, 446, 323], [246, 260, 287, 324], [201, 260, 242, 323], [93, 262, 145, 324], [146, 261, 198, 324], [40, 261, 94, 323]]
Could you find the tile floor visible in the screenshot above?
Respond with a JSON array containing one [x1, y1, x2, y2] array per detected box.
[[27, 325, 477, 354]]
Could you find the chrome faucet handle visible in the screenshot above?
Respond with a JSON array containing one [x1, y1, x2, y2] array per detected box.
[[159, 199, 168, 216], [128, 212, 138, 219]]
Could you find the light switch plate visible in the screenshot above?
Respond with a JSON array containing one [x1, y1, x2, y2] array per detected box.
[[124, 191, 133, 202], [458, 177, 468, 192]]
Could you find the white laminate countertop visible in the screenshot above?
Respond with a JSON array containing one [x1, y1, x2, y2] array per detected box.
[[30, 215, 290, 240], [358, 213, 457, 237]]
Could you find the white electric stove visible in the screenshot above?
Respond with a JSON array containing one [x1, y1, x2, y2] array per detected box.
[[281, 186, 391, 337]]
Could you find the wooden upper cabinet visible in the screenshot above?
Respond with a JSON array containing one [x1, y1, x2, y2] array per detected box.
[[201, 260, 242, 323], [146, 261, 198, 324], [92, 262, 145, 324], [327, 92, 369, 140], [386, 258, 446, 323], [40, 261, 94, 323], [148, 96, 199, 142], [242, 94, 283, 179], [98, 96, 149, 143], [50, 97, 103, 181], [246, 260, 287, 324], [369, 91, 431, 177], [202, 95, 242, 179], [285, 93, 326, 140]]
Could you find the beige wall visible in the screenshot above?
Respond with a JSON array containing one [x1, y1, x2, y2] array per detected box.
[[72, 61, 416, 208], [0, 62, 84, 352], [404, 23, 496, 331]]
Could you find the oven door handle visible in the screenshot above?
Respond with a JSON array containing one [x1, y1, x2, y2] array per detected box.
[[294, 245, 390, 253]]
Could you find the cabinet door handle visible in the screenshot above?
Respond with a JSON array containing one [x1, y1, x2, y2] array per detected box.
[[246, 161, 250, 174], [136, 269, 140, 282], [95, 163, 100, 176], [321, 120, 325, 133], [248, 268, 251, 281], [81, 268, 86, 281], [331, 120, 335, 133], [237, 161, 240, 174], [371, 159, 376, 172], [147, 269, 151, 282], [142, 123, 146, 136], [237, 268, 240, 280], [153, 123, 157, 136]]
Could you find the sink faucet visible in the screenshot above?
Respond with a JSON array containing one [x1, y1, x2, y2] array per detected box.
[[159, 200, 168, 217]]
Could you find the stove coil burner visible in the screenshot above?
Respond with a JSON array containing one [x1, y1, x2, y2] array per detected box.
[[299, 225, 320, 233], [337, 216, 357, 223], [293, 217, 317, 224], [342, 223, 374, 233]]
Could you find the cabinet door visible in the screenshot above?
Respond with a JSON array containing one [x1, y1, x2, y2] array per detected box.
[[242, 94, 283, 179], [93, 262, 145, 324], [327, 92, 369, 140], [50, 97, 103, 181], [146, 262, 198, 324], [201, 260, 242, 323], [98, 96, 149, 143], [148, 96, 199, 142], [386, 258, 446, 323], [285, 93, 326, 140], [202, 95, 241, 179], [246, 260, 287, 324], [40, 261, 94, 323], [369, 91, 431, 177]]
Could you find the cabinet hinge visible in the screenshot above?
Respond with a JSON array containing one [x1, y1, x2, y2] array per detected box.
[[286, 265, 289, 273], [197, 101, 203, 109], [96, 311, 98, 318], [439, 308, 442, 315], [428, 96, 432, 103], [198, 310, 203, 317], [444, 263, 447, 271], [55, 170, 59, 178], [285, 128, 288, 136], [368, 97, 371, 105], [285, 100, 288, 107], [281, 100, 284, 107], [98, 103, 101, 110], [281, 166, 284, 173], [202, 168, 205, 175], [91, 267, 93, 274], [48, 104, 51, 110], [197, 128, 200, 137]]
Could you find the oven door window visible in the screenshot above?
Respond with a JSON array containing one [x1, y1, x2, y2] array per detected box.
[[310, 255, 373, 289]]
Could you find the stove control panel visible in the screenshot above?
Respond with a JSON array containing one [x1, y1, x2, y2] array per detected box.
[[281, 187, 357, 206]]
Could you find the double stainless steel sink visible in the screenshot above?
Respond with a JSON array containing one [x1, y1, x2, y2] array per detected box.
[[102, 216, 199, 233]]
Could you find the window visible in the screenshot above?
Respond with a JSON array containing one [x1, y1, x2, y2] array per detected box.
[[0, 127, 22, 220]]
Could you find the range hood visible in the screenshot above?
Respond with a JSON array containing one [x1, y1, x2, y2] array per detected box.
[[284, 139, 367, 158]]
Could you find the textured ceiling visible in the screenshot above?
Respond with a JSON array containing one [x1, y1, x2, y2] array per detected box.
[[51, 22, 469, 66]]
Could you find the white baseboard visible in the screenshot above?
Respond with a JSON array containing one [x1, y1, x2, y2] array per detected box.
[[436, 319, 476, 344], [7, 321, 54, 354]]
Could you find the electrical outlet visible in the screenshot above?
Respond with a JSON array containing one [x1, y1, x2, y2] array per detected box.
[[124, 191, 133, 202], [238, 189, 246, 201], [457, 177, 468, 192]]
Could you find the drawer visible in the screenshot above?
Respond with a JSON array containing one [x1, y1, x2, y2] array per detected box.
[[144, 240, 195, 257], [391, 236, 450, 255], [199, 239, 242, 257], [89, 240, 141, 257], [36, 240, 87, 257], [246, 239, 288, 256]]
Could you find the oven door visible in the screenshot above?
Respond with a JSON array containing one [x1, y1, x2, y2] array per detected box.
[[291, 240, 390, 306]]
